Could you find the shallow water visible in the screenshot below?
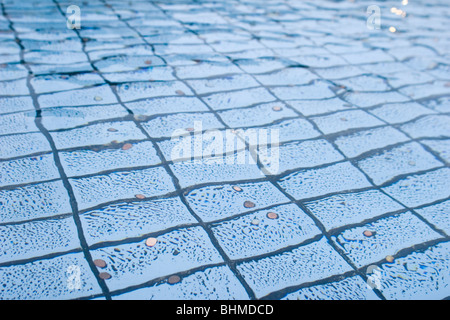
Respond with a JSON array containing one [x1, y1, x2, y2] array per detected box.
[[0, 0, 449, 300]]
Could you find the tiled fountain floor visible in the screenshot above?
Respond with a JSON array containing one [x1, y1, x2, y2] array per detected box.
[[0, 0, 449, 300]]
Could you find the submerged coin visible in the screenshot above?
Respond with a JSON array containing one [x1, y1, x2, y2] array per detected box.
[[272, 106, 282, 111], [244, 201, 255, 208], [135, 194, 146, 199], [168, 275, 181, 284], [122, 143, 133, 150], [145, 237, 158, 247], [267, 212, 278, 219], [363, 230, 374, 237], [94, 259, 107, 268], [134, 115, 147, 121], [99, 272, 111, 280]]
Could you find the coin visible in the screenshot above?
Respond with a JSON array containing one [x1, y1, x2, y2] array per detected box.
[[94, 259, 107, 268], [99, 272, 111, 280], [244, 201, 255, 208], [386, 255, 395, 263], [168, 275, 181, 284], [134, 115, 146, 121], [122, 143, 133, 150], [145, 237, 158, 247], [363, 230, 373, 237], [267, 212, 278, 219]]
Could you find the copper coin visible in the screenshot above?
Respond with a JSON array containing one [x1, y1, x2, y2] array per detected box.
[[135, 194, 146, 199], [168, 275, 181, 284], [185, 127, 194, 132], [232, 186, 242, 192], [243, 201, 255, 208], [134, 114, 146, 121], [340, 117, 348, 121], [122, 143, 133, 150], [251, 219, 260, 226], [386, 255, 395, 263], [363, 230, 373, 237], [145, 237, 158, 247], [107, 128, 118, 132], [176, 90, 185, 95], [99, 272, 111, 280], [267, 212, 278, 219], [144, 60, 152, 65], [272, 106, 282, 111], [94, 259, 107, 268]]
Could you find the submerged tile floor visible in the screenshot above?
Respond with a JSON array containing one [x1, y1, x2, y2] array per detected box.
[[0, 0, 449, 300]]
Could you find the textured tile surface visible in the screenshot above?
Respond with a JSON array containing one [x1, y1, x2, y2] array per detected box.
[[0, 0, 449, 300]]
